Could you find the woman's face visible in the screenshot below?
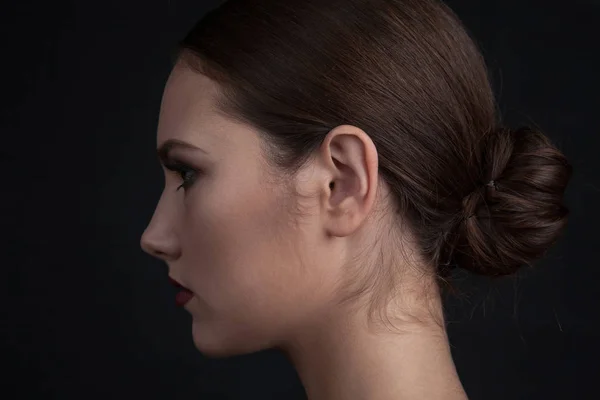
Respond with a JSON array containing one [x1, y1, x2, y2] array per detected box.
[[140, 63, 341, 357]]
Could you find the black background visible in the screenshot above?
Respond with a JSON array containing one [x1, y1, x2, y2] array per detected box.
[[2, 0, 599, 399]]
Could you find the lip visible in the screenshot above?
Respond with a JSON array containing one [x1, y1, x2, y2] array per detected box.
[[169, 276, 194, 307], [169, 276, 187, 289]]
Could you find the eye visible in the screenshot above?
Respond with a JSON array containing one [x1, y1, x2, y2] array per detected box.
[[164, 160, 198, 192], [176, 167, 197, 191]]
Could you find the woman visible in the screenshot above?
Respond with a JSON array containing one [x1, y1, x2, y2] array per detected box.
[[140, 0, 571, 398]]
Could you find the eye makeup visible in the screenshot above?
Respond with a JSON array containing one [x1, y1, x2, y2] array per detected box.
[[163, 159, 199, 191], [157, 139, 208, 192]]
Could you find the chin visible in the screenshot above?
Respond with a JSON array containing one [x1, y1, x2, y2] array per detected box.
[[191, 318, 268, 359]]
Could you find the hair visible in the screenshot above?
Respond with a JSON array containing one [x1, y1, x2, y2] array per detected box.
[[175, 0, 572, 305]]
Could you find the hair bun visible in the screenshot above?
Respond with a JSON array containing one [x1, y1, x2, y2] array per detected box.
[[446, 126, 572, 276]]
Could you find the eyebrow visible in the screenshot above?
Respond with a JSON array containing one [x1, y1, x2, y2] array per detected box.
[[157, 139, 207, 164]]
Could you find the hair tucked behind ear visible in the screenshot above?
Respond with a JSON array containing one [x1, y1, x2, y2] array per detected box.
[[177, 0, 572, 293]]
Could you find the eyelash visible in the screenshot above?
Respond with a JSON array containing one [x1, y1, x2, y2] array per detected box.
[[164, 161, 198, 192]]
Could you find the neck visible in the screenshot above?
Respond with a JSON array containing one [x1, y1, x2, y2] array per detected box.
[[277, 280, 468, 400]]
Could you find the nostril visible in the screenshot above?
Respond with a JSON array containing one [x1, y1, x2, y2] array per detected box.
[[139, 230, 181, 261], [141, 242, 163, 259], [140, 234, 162, 258], [154, 249, 168, 258]]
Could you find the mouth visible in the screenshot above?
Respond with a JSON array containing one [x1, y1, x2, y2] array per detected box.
[[169, 277, 194, 307], [169, 276, 189, 289]]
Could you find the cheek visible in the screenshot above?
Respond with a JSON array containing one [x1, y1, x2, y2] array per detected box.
[[179, 176, 309, 325]]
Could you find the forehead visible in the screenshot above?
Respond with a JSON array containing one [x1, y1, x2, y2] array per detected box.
[[156, 63, 228, 149]]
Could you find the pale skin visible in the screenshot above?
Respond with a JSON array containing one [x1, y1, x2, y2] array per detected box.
[[141, 61, 469, 400]]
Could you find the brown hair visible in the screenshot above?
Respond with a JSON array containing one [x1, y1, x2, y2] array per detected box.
[[176, 0, 571, 289]]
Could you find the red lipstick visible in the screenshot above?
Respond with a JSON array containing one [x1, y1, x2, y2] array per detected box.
[[169, 277, 194, 307]]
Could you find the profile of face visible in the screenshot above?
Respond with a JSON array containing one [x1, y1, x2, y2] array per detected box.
[[140, 62, 382, 358]]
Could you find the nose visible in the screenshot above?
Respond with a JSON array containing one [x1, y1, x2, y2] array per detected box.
[[140, 197, 181, 262], [140, 224, 180, 262]]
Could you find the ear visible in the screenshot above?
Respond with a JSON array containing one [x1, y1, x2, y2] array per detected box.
[[318, 125, 379, 237]]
